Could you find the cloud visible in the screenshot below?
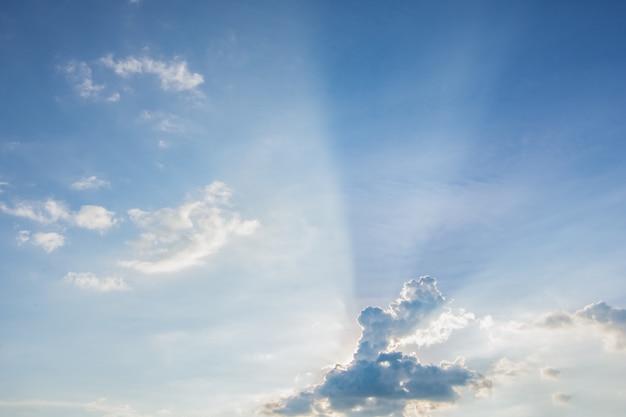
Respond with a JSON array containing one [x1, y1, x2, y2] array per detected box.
[[535, 301, 626, 350], [0, 398, 149, 416], [60, 61, 105, 99], [64, 272, 130, 292], [101, 54, 204, 92], [355, 276, 464, 361], [140, 110, 186, 133], [74, 205, 117, 231], [32, 232, 66, 253], [540, 367, 560, 380], [264, 277, 488, 416], [552, 392, 572, 405], [119, 181, 259, 274], [0, 199, 71, 223], [1, 199, 116, 232], [0, 180, 8, 193], [71, 175, 111, 190]]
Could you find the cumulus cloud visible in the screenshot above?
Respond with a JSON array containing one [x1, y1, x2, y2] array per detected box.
[[74, 205, 117, 231], [119, 181, 259, 274], [60, 61, 105, 99], [264, 277, 488, 417], [64, 272, 130, 292], [101, 54, 204, 92], [71, 176, 110, 190]]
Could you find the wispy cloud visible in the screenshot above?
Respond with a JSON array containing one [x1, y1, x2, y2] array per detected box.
[[0, 398, 149, 416], [0, 199, 117, 231], [119, 181, 259, 274], [0, 199, 71, 223], [0, 180, 8, 193], [264, 277, 488, 416], [140, 110, 186, 133], [60, 61, 105, 99], [101, 54, 204, 92], [19, 231, 66, 253], [64, 272, 130, 292], [71, 175, 110, 190]]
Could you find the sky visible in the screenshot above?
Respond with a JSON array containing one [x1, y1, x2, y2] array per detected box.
[[1, 1, 626, 416]]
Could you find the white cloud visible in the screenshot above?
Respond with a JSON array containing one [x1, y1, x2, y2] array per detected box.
[[64, 272, 130, 292], [60, 61, 105, 99], [535, 301, 626, 351], [71, 175, 111, 190], [32, 232, 65, 253], [106, 92, 121, 102], [140, 110, 186, 133], [0, 199, 71, 223], [0, 180, 8, 193], [16, 230, 30, 245], [1, 199, 116, 234], [74, 205, 117, 231], [119, 181, 259, 274], [101, 54, 204, 92]]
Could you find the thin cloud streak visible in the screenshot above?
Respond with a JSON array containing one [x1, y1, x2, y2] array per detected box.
[[119, 181, 259, 274]]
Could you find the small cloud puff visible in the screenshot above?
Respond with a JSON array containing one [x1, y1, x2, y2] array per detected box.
[[71, 176, 110, 190], [101, 54, 204, 92], [118, 181, 259, 274], [64, 272, 130, 292], [264, 277, 488, 417], [17, 230, 66, 253], [540, 367, 560, 380], [74, 205, 117, 231], [552, 392, 572, 405]]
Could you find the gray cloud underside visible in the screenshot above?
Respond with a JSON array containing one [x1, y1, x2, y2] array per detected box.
[[265, 277, 488, 417]]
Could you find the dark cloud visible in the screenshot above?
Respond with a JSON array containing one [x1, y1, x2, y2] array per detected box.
[[264, 277, 487, 417]]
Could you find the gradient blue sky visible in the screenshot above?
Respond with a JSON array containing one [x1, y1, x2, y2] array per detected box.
[[2, 1, 626, 416]]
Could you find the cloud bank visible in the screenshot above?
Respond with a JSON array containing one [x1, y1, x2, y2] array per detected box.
[[265, 277, 488, 417], [119, 181, 259, 274]]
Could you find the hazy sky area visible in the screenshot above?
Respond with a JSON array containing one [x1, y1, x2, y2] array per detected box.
[[1, 1, 626, 416]]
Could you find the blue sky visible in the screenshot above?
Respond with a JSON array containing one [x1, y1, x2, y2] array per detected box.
[[2, 1, 626, 416]]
